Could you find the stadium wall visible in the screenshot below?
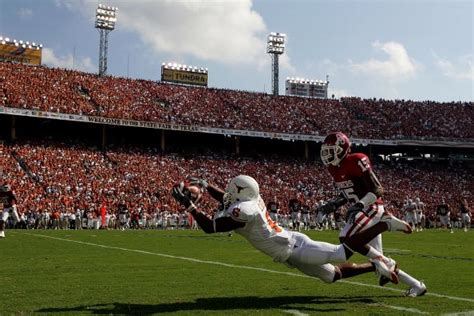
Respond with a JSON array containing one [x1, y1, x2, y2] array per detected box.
[[1, 113, 473, 168]]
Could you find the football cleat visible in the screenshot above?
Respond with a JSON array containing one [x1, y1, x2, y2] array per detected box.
[[405, 281, 427, 297], [380, 213, 412, 234], [0, 231, 5, 238], [371, 256, 399, 284]]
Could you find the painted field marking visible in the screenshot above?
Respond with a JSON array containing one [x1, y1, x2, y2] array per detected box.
[[21, 232, 474, 304], [369, 303, 430, 314], [384, 248, 412, 254], [442, 311, 474, 316], [283, 309, 309, 316]]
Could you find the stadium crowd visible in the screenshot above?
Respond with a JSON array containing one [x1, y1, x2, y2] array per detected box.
[[1, 62, 473, 141], [1, 141, 472, 231]]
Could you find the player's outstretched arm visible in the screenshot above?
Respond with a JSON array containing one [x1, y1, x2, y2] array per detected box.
[[188, 206, 245, 234], [361, 169, 384, 198], [207, 184, 225, 203], [172, 182, 244, 234], [186, 176, 225, 202]]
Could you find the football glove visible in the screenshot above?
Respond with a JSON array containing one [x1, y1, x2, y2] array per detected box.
[[345, 202, 365, 222], [186, 176, 208, 191], [171, 182, 194, 209]]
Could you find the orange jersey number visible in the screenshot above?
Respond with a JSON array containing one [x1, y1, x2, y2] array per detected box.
[[265, 211, 282, 233]]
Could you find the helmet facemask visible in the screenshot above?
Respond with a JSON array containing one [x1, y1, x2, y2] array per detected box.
[[320, 132, 351, 166], [223, 192, 234, 210], [320, 144, 344, 166]]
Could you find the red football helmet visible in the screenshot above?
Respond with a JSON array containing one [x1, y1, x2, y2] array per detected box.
[[320, 132, 351, 166]]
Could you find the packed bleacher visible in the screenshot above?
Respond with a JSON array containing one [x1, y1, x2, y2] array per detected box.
[[0, 141, 471, 230], [1, 62, 473, 141]]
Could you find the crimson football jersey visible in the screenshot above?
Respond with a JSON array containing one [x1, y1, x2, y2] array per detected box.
[[289, 198, 301, 212], [0, 190, 17, 208], [327, 153, 383, 205]]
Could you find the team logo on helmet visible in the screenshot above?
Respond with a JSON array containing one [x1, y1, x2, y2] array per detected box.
[[223, 175, 259, 209]]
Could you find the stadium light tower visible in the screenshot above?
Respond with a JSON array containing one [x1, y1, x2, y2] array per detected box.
[[95, 4, 118, 76], [266, 32, 286, 96]]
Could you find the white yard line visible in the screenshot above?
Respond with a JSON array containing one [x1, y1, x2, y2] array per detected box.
[[21, 233, 474, 304], [283, 309, 310, 316], [369, 303, 430, 314], [384, 248, 412, 254], [442, 311, 474, 316]]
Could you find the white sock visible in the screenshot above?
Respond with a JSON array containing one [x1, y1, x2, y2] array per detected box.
[[398, 269, 420, 287], [366, 246, 384, 260]]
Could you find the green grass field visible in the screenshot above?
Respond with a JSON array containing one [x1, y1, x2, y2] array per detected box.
[[1, 229, 473, 315]]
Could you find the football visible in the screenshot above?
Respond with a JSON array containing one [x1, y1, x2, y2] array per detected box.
[[185, 184, 203, 204]]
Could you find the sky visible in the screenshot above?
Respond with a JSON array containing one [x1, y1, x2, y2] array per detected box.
[[0, 0, 473, 101]]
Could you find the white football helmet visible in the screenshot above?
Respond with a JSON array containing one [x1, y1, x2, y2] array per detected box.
[[223, 175, 259, 209]]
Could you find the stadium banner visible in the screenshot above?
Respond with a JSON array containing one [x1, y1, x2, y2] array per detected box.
[[161, 68, 208, 87], [1, 106, 472, 148], [0, 43, 42, 65]]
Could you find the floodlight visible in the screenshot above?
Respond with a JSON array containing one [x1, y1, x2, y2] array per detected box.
[[95, 4, 118, 76], [267, 32, 287, 96]]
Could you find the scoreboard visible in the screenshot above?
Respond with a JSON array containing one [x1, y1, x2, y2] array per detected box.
[[161, 63, 208, 87], [0, 37, 42, 65], [285, 78, 328, 99]]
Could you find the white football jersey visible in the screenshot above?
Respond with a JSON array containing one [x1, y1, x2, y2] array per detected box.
[[415, 201, 425, 213], [224, 196, 294, 263]]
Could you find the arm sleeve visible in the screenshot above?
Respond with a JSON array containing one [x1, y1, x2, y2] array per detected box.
[[207, 184, 225, 203], [190, 208, 245, 233], [356, 154, 384, 198]]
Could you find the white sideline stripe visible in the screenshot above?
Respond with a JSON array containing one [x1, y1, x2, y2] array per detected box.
[[22, 233, 474, 303], [283, 309, 309, 316], [442, 311, 474, 316], [369, 303, 430, 314]]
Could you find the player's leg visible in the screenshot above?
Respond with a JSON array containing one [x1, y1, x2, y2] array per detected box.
[[289, 229, 394, 284], [10, 206, 20, 230], [288, 232, 348, 266], [342, 211, 411, 257], [287, 232, 378, 282], [291, 262, 375, 283], [463, 214, 471, 232], [362, 217, 427, 292], [335, 262, 375, 281], [341, 211, 412, 284], [0, 209, 10, 238], [0, 220, 5, 237], [349, 211, 426, 295]]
